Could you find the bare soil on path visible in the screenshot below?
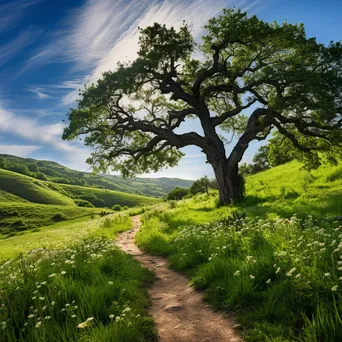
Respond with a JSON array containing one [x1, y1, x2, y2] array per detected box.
[[116, 215, 242, 342]]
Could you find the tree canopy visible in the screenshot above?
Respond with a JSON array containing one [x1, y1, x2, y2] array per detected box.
[[63, 9, 342, 204]]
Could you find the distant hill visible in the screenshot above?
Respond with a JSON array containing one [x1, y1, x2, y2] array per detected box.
[[0, 167, 158, 235], [0, 154, 194, 197]]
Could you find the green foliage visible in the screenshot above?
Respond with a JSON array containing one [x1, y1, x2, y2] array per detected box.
[[27, 163, 39, 172], [112, 204, 122, 211], [51, 213, 67, 222], [78, 193, 105, 207], [166, 187, 188, 200], [35, 172, 48, 181], [189, 176, 210, 195], [74, 199, 94, 208], [62, 8, 342, 204], [0, 237, 156, 341]]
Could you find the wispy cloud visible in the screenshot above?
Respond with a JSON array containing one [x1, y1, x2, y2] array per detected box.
[[0, 144, 41, 157], [30, 0, 260, 105], [0, 28, 42, 68], [27, 86, 51, 99], [0, 0, 43, 32], [0, 104, 81, 153]]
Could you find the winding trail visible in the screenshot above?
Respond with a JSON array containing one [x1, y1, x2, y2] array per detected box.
[[116, 216, 242, 342]]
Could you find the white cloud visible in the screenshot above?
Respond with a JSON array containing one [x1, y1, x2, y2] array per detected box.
[[0, 0, 43, 32], [0, 144, 41, 157], [27, 86, 51, 99], [0, 28, 42, 68], [0, 105, 82, 153]]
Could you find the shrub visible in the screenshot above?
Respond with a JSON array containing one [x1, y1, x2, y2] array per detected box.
[[112, 204, 122, 211], [123, 205, 129, 210], [51, 213, 67, 222], [79, 193, 105, 207], [27, 163, 39, 172], [35, 172, 48, 181], [11, 219, 27, 231], [326, 166, 342, 182], [166, 187, 188, 200], [74, 199, 94, 208]]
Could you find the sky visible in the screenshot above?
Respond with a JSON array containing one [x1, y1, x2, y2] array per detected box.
[[0, 0, 341, 180]]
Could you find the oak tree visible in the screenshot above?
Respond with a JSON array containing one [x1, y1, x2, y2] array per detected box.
[[63, 9, 342, 204]]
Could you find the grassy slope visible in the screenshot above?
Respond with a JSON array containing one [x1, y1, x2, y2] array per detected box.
[[136, 161, 342, 342], [0, 169, 76, 206], [0, 213, 131, 261], [245, 161, 342, 218], [0, 154, 193, 197], [54, 183, 159, 207], [0, 214, 156, 341], [0, 202, 104, 234]]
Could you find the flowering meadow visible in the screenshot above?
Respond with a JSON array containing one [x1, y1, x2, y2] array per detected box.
[[137, 208, 342, 341], [0, 234, 156, 341]]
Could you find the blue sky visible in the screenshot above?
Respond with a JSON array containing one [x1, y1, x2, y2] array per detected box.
[[0, 0, 341, 179]]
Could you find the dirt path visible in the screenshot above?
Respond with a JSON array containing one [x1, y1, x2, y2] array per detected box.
[[116, 216, 242, 342]]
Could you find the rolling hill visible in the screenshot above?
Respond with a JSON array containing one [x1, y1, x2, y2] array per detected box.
[[0, 154, 193, 197]]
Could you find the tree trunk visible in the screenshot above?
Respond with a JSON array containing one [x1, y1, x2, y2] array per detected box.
[[210, 157, 242, 205]]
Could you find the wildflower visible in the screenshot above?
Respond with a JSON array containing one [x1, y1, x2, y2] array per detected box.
[[332, 285, 338, 292], [109, 314, 115, 320], [32, 296, 36, 300], [1, 322, 6, 330], [233, 270, 240, 276], [108, 281, 113, 285], [42, 306, 47, 311], [71, 315, 77, 318], [51, 301, 55, 306], [45, 316, 51, 320], [61, 271, 66, 275], [324, 273, 331, 277], [295, 274, 302, 279], [48, 273, 56, 278], [28, 314, 35, 319], [250, 275, 255, 279], [39, 297, 45, 301], [286, 268, 296, 277], [276, 267, 281, 274], [35, 321, 42, 328], [77, 317, 94, 329], [266, 279, 271, 284]]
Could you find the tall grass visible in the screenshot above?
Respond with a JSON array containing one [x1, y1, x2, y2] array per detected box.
[[0, 237, 156, 341], [137, 209, 342, 341]]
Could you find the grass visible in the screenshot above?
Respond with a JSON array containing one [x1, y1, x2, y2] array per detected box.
[[0, 236, 156, 341], [0, 202, 105, 235], [54, 183, 159, 208], [0, 213, 131, 261], [136, 161, 342, 341], [0, 169, 76, 206]]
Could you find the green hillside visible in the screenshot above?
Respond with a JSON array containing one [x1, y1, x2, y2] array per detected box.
[[245, 161, 342, 218], [0, 203, 101, 235], [0, 169, 76, 206], [0, 168, 159, 235], [54, 183, 159, 207], [0, 154, 193, 197]]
